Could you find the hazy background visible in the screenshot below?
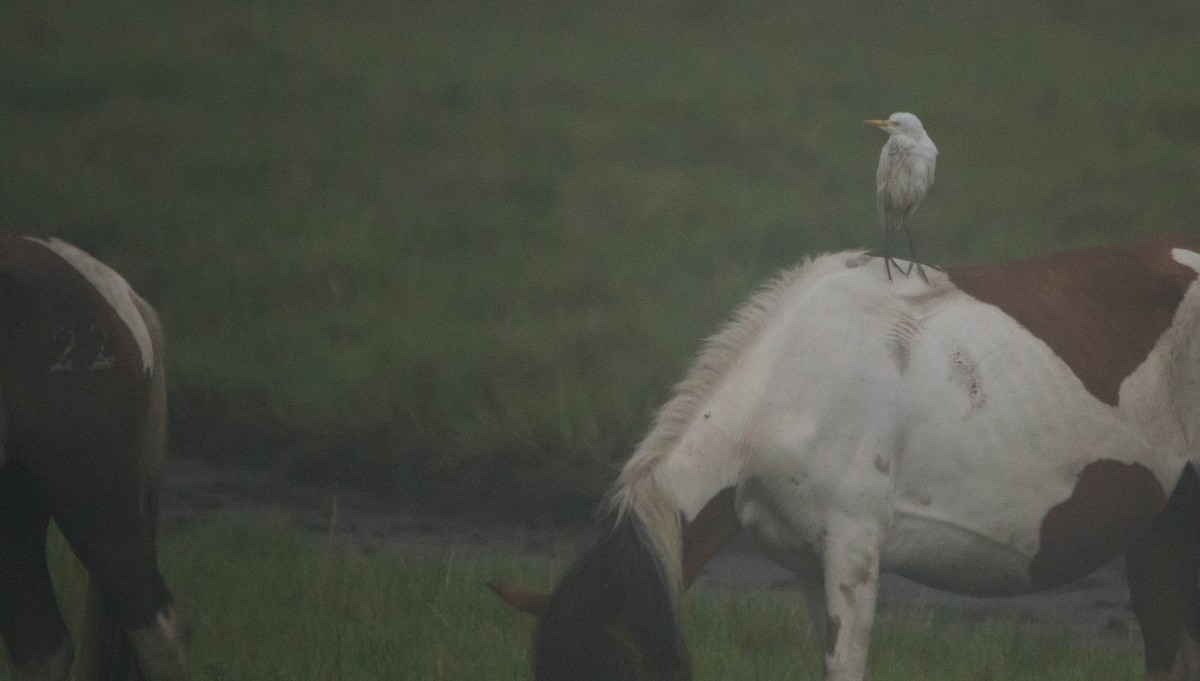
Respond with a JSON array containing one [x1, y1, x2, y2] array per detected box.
[[2, 0, 1198, 516]]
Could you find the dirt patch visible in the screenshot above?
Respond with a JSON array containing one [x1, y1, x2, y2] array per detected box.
[[160, 457, 1142, 650], [160, 457, 595, 559]]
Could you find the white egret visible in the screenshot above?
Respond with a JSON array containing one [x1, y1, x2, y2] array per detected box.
[[865, 112, 937, 282]]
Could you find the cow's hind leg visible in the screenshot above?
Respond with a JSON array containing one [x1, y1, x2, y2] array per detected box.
[[0, 464, 74, 681], [1128, 464, 1200, 681]]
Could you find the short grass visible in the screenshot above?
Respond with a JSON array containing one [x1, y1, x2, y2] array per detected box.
[[11, 518, 1142, 680], [2, 0, 1200, 505]]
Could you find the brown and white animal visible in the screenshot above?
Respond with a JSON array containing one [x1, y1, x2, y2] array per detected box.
[[494, 235, 1200, 681], [0, 236, 188, 680]]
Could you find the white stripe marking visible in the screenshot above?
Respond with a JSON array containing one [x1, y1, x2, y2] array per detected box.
[[1173, 248, 1200, 274], [25, 237, 153, 372]]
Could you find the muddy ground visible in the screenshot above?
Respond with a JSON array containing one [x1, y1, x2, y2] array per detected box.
[[160, 457, 1142, 650]]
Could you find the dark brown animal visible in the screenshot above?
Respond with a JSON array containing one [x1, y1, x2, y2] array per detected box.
[[0, 236, 188, 680]]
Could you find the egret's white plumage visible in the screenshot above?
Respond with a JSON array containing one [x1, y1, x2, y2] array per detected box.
[[866, 112, 937, 282]]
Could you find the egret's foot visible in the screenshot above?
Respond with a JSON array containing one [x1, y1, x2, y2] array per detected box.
[[884, 256, 908, 282], [914, 261, 929, 283], [896, 259, 930, 284]]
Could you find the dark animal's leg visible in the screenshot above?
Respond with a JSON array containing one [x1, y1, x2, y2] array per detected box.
[[24, 452, 186, 681], [0, 464, 74, 681], [1127, 465, 1200, 681]]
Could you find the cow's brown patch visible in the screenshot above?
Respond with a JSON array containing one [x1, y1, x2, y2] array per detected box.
[[825, 616, 841, 655], [948, 346, 986, 413], [839, 582, 856, 607], [948, 235, 1200, 406], [681, 487, 739, 587], [1030, 459, 1167, 587], [874, 453, 890, 475], [850, 565, 871, 586]]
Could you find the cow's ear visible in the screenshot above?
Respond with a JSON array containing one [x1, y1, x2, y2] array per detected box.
[[487, 581, 550, 616]]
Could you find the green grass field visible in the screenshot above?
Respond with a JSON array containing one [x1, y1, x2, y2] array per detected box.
[[3, 0, 1200, 507], [0, 3, 1191, 676], [4, 518, 1142, 680]]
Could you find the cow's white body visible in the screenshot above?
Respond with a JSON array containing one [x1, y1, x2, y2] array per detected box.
[[521, 237, 1200, 681], [645, 247, 1200, 679]]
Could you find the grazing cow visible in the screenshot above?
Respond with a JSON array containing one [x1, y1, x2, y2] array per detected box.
[[495, 235, 1200, 681], [0, 236, 188, 680]]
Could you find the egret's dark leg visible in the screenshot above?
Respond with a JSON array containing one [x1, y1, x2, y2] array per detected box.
[[900, 222, 929, 284], [883, 225, 894, 281], [885, 221, 913, 281], [884, 225, 910, 281]]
